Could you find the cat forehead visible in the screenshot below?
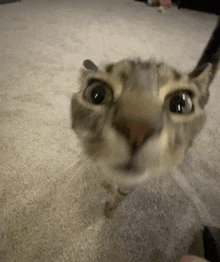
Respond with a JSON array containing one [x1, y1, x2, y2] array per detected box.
[[81, 59, 199, 98], [103, 59, 181, 83]]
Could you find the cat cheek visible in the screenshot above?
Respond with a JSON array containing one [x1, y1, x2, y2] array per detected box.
[[100, 125, 131, 165], [136, 135, 164, 171]]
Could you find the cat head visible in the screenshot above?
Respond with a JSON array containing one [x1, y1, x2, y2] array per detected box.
[[71, 58, 213, 186], [71, 18, 219, 186]]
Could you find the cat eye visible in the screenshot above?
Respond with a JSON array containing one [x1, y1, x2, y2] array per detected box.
[[84, 81, 113, 105], [169, 91, 194, 114]]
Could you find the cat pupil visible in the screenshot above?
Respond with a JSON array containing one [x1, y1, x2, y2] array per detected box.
[[91, 86, 106, 104], [169, 93, 193, 114]]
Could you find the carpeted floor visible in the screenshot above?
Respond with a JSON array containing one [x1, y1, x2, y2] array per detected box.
[[1, 0, 219, 261]]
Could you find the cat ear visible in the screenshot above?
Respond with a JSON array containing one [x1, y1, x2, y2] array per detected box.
[[189, 63, 212, 108], [189, 63, 212, 92], [83, 59, 98, 72]]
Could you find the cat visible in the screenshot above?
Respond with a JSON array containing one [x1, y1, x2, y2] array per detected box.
[[71, 18, 220, 218]]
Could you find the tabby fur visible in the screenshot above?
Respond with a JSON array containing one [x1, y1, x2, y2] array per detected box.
[[71, 18, 220, 217]]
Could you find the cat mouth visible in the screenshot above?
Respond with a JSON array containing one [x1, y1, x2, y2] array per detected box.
[[114, 161, 141, 174]]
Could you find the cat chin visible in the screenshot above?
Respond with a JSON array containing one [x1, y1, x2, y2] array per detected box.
[[96, 159, 168, 187], [94, 129, 170, 186]]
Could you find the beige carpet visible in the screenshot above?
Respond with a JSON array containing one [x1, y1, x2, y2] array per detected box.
[[1, 0, 220, 261]]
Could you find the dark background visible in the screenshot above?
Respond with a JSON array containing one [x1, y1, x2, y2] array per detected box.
[[174, 0, 220, 15]]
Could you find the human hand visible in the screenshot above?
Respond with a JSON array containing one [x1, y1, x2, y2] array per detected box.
[[178, 255, 209, 262]]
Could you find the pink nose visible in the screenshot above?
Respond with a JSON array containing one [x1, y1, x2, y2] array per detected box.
[[128, 123, 155, 146]]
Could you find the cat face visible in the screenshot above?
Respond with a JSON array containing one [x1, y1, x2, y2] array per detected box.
[[70, 20, 219, 218], [71, 18, 220, 187], [71, 59, 212, 186]]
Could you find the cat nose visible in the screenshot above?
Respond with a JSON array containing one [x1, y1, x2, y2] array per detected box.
[[128, 123, 155, 146], [112, 90, 163, 150], [113, 120, 158, 151]]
